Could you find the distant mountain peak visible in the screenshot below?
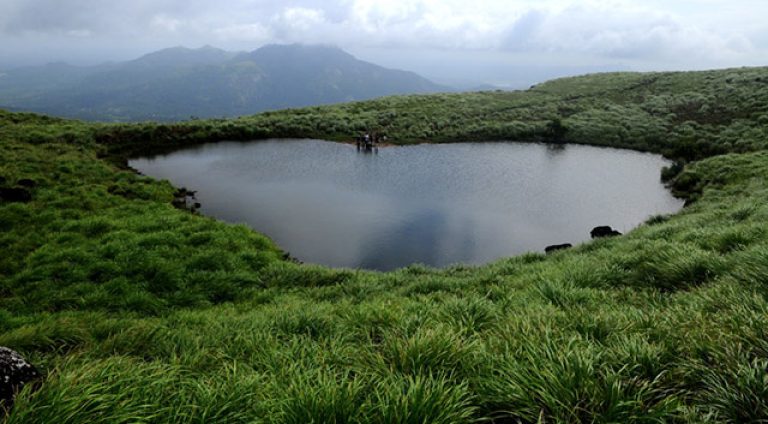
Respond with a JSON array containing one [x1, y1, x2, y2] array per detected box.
[[0, 44, 447, 121], [256, 43, 345, 52], [246, 43, 355, 63], [133, 45, 233, 67], [136, 45, 190, 58]]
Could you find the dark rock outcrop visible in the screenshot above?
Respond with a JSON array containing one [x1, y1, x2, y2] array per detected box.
[[0, 188, 32, 203], [16, 179, 37, 188], [172, 187, 200, 212], [590, 226, 622, 239], [545, 243, 573, 254], [0, 347, 40, 410]]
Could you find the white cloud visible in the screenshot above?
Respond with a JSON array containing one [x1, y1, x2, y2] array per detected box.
[[282, 7, 326, 30], [66, 29, 93, 38], [151, 15, 182, 33], [270, 7, 328, 39], [213, 23, 272, 43], [498, 2, 761, 67]]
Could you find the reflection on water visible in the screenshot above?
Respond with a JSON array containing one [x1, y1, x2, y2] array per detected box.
[[130, 139, 684, 271]]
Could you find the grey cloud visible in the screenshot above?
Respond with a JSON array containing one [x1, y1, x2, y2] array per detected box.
[[502, 10, 546, 51], [2, 0, 107, 34], [496, 5, 755, 64], [285, 0, 351, 23], [0, 0, 270, 36], [0, 0, 766, 82]]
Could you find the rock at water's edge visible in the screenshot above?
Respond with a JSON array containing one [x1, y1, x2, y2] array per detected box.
[[590, 226, 622, 239], [545, 243, 573, 253]]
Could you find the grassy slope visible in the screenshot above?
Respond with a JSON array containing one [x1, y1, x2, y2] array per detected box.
[[13, 66, 764, 164], [1, 67, 768, 422]]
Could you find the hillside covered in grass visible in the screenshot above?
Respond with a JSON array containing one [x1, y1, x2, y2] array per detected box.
[[1, 67, 768, 422], [72, 66, 768, 164]]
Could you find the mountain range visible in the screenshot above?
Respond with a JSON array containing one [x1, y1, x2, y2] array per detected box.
[[0, 44, 449, 122]]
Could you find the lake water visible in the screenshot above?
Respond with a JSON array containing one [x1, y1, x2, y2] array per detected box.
[[130, 139, 684, 271]]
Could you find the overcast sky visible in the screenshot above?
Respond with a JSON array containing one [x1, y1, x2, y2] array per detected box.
[[1, 0, 766, 87]]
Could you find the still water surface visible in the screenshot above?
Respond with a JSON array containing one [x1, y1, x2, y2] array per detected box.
[[131, 139, 684, 270]]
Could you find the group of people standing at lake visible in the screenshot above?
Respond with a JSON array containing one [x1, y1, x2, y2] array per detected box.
[[355, 131, 386, 151]]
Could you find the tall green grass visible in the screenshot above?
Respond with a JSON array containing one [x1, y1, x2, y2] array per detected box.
[[3, 68, 768, 422]]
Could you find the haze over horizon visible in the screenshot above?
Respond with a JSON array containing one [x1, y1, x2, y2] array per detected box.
[[1, 0, 767, 88]]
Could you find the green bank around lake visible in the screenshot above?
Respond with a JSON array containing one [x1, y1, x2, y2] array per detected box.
[[2, 67, 768, 422]]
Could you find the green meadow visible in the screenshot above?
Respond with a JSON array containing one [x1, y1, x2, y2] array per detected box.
[[1, 67, 768, 422]]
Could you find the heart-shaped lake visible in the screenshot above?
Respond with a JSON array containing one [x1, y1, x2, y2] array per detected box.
[[130, 139, 684, 270]]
